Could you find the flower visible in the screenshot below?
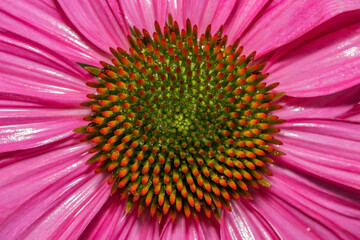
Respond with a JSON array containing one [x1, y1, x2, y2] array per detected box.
[[0, 0, 359, 239]]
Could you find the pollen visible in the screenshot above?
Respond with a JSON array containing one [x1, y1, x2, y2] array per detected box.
[[75, 14, 284, 221]]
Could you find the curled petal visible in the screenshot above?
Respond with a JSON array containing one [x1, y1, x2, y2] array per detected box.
[[240, 0, 360, 57], [266, 21, 360, 97], [276, 85, 360, 119]]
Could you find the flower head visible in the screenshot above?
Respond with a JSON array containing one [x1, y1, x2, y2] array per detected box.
[[0, 0, 359, 239], [77, 15, 284, 220]]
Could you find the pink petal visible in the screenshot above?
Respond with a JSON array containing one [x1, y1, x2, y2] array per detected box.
[[0, 105, 88, 153], [224, 165, 360, 239], [0, 108, 89, 126], [0, 32, 91, 106], [153, 0, 169, 28], [0, 120, 82, 153], [0, 142, 110, 239], [166, 0, 185, 29], [183, 0, 208, 30], [80, 197, 159, 240], [221, 199, 281, 240], [240, 0, 360, 57], [197, 214, 221, 240], [0, 99, 44, 108], [265, 21, 360, 97], [120, 0, 160, 32], [0, 0, 106, 66], [234, 195, 332, 240], [276, 85, 360, 119], [57, 0, 130, 53], [276, 118, 360, 190], [160, 214, 220, 240], [184, 0, 237, 34], [337, 104, 360, 121], [114, 210, 159, 240], [121, 0, 236, 35], [0, 140, 90, 219], [2, 174, 108, 239], [223, 0, 270, 44], [78, 194, 126, 240]]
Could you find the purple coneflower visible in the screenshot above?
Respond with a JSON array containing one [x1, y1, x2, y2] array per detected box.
[[0, 1, 359, 239]]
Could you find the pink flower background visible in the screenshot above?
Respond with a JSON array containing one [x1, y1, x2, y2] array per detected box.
[[0, 0, 359, 239]]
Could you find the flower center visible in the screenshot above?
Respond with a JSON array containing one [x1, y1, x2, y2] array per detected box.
[[76, 14, 284, 221]]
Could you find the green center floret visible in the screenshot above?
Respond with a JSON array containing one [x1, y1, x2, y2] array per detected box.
[[75, 14, 285, 221]]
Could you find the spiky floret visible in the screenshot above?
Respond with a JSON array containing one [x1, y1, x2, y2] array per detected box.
[[76, 14, 284, 221]]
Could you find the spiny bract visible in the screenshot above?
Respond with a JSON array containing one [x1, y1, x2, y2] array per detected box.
[[76, 14, 284, 221]]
